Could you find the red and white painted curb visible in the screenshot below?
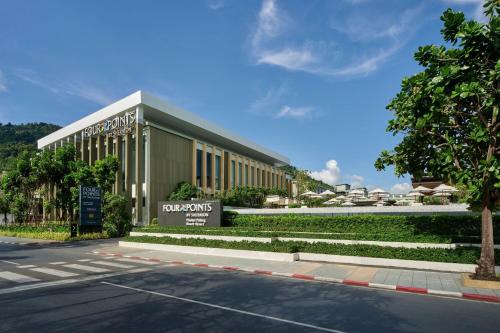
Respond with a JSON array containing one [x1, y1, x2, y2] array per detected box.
[[92, 251, 500, 304]]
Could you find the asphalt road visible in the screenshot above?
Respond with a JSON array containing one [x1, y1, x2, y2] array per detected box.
[[0, 237, 499, 333]]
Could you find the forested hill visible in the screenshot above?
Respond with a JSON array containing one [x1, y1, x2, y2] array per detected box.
[[0, 122, 61, 171]]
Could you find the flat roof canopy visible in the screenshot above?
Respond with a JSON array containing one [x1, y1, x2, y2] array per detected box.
[[38, 91, 290, 166]]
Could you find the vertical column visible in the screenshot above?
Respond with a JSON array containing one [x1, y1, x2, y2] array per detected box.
[[135, 123, 143, 224], [201, 143, 207, 193], [253, 161, 257, 188], [228, 154, 233, 188], [211, 146, 216, 192], [74, 134, 81, 160], [192, 140, 197, 186], [235, 156, 240, 187], [114, 137, 123, 194], [81, 136, 89, 164], [124, 133, 133, 208], [220, 150, 225, 192]]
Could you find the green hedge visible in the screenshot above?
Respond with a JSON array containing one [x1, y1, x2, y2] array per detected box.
[[136, 214, 500, 244], [125, 235, 500, 265], [0, 230, 108, 241]]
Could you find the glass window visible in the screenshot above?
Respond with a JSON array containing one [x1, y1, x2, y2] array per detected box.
[[206, 151, 212, 188], [251, 166, 255, 186], [245, 165, 249, 186], [257, 168, 260, 186], [215, 155, 221, 190], [231, 160, 236, 188], [196, 149, 202, 187], [262, 170, 266, 187], [272, 173, 275, 188], [238, 162, 242, 186]]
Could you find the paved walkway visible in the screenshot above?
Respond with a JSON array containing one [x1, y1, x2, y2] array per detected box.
[[97, 244, 500, 301]]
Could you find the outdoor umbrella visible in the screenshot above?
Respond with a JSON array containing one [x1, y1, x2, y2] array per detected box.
[[414, 185, 433, 193], [319, 190, 335, 196], [369, 188, 387, 195], [341, 201, 355, 206], [432, 184, 458, 193], [301, 191, 317, 196], [432, 192, 452, 197], [407, 191, 424, 198]]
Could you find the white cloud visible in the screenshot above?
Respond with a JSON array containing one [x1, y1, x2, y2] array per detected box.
[[208, 0, 225, 10], [14, 70, 114, 105], [249, 0, 421, 78], [275, 105, 314, 119], [310, 160, 341, 186], [350, 175, 364, 188], [0, 70, 7, 92], [249, 84, 287, 113], [390, 182, 412, 194]]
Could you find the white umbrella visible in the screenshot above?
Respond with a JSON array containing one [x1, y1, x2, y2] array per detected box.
[[433, 192, 452, 197], [369, 188, 387, 194], [325, 197, 338, 203], [309, 194, 323, 199], [341, 201, 355, 206], [433, 184, 458, 193], [407, 191, 424, 197], [335, 195, 347, 200], [349, 189, 364, 196], [319, 190, 335, 196], [414, 185, 433, 193], [301, 191, 317, 196]]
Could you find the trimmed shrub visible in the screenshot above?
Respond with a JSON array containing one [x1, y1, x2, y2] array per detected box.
[[124, 235, 500, 265], [103, 193, 132, 237], [168, 182, 198, 201]]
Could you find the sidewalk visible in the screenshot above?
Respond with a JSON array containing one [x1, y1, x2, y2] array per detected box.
[[96, 243, 500, 303]]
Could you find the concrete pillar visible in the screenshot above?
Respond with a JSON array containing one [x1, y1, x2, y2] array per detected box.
[[192, 140, 197, 186], [220, 150, 225, 192], [201, 144, 207, 193], [135, 123, 143, 224], [74, 134, 81, 160], [124, 133, 133, 208], [211, 146, 216, 192]]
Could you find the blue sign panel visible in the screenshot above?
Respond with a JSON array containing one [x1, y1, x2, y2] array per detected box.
[[79, 186, 102, 226]]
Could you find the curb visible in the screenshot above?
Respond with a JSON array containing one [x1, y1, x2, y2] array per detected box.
[[0, 240, 60, 246], [91, 250, 500, 304]]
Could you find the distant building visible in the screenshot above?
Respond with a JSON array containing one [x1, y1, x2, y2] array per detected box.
[[335, 184, 351, 195]]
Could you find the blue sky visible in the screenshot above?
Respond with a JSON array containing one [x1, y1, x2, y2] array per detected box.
[[0, 0, 486, 193]]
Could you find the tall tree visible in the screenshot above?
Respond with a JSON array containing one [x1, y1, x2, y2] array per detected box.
[[375, 2, 499, 279]]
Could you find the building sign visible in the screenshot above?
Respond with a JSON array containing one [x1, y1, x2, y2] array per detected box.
[[82, 110, 136, 138], [157, 200, 222, 227], [79, 186, 102, 226]]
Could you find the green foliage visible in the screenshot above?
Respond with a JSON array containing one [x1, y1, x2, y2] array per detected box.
[[150, 217, 158, 226], [102, 193, 131, 237], [137, 214, 500, 244], [375, 6, 500, 209], [1, 144, 120, 223], [0, 122, 61, 172], [423, 196, 444, 205], [0, 223, 108, 241], [287, 204, 302, 208], [168, 182, 199, 201], [124, 235, 500, 265], [215, 186, 287, 208]]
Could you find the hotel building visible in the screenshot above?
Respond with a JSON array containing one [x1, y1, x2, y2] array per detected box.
[[38, 91, 291, 224]]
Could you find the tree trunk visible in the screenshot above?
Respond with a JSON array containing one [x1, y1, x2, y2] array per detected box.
[[475, 190, 496, 279]]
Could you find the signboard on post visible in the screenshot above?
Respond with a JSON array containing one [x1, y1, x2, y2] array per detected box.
[[79, 186, 102, 231], [157, 200, 222, 227]]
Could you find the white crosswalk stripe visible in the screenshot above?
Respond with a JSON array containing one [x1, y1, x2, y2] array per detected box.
[[90, 261, 135, 269], [18, 265, 37, 268], [77, 259, 92, 262], [0, 271, 40, 283], [49, 262, 66, 265], [31, 267, 79, 278], [63, 264, 110, 273], [115, 258, 159, 265]]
